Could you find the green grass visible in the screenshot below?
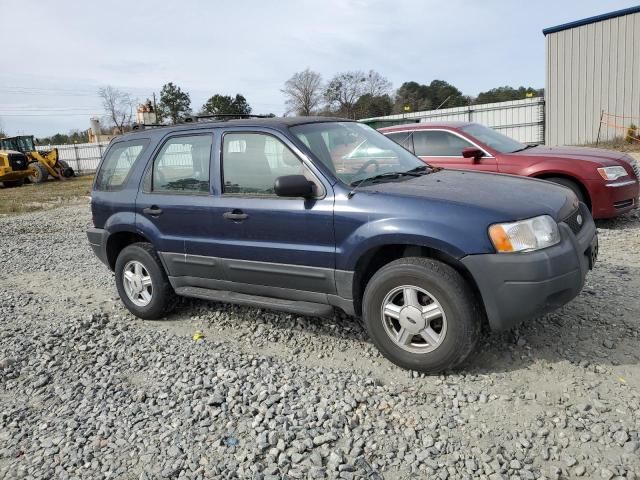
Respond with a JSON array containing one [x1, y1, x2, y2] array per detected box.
[[0, 175, 94, 216]]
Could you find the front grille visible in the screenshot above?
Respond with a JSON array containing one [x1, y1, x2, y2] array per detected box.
[[8, 153, 28, 171], [563, 204, 587, 235]]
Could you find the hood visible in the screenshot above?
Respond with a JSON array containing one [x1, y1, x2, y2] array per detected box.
[[513, 145, 628, 166], [360, 170, 577, 221]]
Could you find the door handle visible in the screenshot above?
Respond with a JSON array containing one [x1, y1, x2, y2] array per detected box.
[[143, 206, 163, 216], [223, 209, 248, 221]]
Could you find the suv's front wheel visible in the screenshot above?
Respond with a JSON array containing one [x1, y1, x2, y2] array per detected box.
[[362, 257, 481, 373], [115, 243, 177, 319]]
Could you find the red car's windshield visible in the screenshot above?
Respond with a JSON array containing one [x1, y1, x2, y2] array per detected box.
[[461, 123, 527, 154]]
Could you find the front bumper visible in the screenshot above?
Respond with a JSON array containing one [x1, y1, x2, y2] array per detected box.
[[462, 205, 597, 331], [588, 177, 639, 219], [87, 227, 110, 268]]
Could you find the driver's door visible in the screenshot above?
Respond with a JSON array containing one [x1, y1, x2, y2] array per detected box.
[[192, 129, 336, 295], [412, 130, 497, 172]]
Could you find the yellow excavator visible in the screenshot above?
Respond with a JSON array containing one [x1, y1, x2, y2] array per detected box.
[[0, 135, 74, 184], [0, 148, 32, 187]]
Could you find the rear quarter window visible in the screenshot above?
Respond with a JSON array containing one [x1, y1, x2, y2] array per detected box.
[[94, 139, 149, 191]]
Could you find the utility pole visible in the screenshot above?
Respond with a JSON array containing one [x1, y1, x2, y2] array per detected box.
[[152, 92, 158, 123]]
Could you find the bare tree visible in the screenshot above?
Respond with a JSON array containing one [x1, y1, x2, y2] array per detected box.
[[98, 86, 136, 133], [282, 69, 323, 116], [364, 70, 392, 97], [324, 71, 367, 118]]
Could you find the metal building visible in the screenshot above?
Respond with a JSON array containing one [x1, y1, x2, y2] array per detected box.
[[544, 6, 640, 146]]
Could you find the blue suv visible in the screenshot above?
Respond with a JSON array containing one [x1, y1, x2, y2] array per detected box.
[[87, 117, 598, 373]]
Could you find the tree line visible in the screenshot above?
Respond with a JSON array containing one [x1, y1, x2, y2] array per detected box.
[[95, 83, 256, 132], [282, 68, 543, 118], [26, 74, 542, 144], [97, 74, 542, 134]]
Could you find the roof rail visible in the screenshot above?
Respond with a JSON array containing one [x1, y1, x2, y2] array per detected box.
[[184, 113, 274, 123], [131, 114, 276, 130], [131, 123, 165, 130]]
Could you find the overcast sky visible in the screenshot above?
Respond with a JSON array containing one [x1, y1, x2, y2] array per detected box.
[[1, 0, 637, 137]]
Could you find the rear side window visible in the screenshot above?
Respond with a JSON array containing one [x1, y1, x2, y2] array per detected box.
[[94, 139, 149, 191], [152, 135, 212, 194]]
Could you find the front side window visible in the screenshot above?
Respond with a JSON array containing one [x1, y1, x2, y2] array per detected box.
[[95, 139, 149, 191], [222, 132, 306, 195], [291, 122, 426, 186], [413, 131, 473, 157], [460, 123, 525, 153], [152, 135, 212, 194]]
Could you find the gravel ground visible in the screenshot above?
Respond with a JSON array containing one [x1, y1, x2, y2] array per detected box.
[[1, 202, 639, 480]]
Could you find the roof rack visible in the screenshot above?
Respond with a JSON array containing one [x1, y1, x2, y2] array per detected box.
[[131, 123, 165, 130], [130, 114, 276, 131], [184, 113, 274, 122]]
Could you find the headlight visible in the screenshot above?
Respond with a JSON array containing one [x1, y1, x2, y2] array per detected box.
[[597, 166, 627, 181], [489, 215, 560, 253]]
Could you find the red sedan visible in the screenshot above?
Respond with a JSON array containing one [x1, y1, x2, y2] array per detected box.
[[379, 122, 639, 219]]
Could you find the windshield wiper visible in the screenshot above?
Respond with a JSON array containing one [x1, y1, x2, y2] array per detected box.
[[511, 144, 536, 153], [347, 165, 431, 198]]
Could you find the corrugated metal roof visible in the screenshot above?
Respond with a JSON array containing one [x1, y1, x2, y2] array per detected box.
[[543, 5, 640, 35]]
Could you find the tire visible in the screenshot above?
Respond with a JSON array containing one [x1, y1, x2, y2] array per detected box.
[[545, 177, 586, 204], [28, 163, 49, 184], [362, 257, 481, 374], [114, 242, 177, 319], [59, 160, 75, 178], [2, 179, 24, 188]]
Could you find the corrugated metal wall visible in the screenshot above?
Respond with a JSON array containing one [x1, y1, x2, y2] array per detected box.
[[361, 97, 545, 144], [546, 10, 640, 145]]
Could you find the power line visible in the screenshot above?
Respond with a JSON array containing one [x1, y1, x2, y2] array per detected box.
[[0, 89, 99, 97], [0, 113, 100, 117]]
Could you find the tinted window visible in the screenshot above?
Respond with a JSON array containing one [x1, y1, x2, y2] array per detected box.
[[152, 135, 212, 194], [385, 132, 414, 152], [95, 139, 149, 191], [222, 133, 305, 195], [413, 131, 473, 157], [460, 123, 525, 153]]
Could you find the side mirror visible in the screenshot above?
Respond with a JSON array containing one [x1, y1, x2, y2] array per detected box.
[[274, 175, 314, 198], [462, 147, 484, 162]]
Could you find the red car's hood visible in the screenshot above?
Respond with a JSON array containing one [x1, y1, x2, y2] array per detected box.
[[512, 145, 629, 166]]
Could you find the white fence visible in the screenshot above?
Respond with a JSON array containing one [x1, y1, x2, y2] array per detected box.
[[361, 97, 546, 144], [36, 141, 110, 176]]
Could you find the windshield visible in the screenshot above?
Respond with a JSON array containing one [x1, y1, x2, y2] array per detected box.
[[1, 136, 35, 153], [290, 122, 427, 185], [460, 123, 526, 153]]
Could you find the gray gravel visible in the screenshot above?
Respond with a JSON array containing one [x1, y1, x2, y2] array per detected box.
[[1, 202, 639, 479]]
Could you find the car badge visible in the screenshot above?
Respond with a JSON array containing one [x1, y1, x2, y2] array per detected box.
[[576, 214, 583, 226]]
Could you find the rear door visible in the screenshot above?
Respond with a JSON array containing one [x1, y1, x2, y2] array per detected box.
[[135, 131, 221, 278], [412, 129, 497, 172]]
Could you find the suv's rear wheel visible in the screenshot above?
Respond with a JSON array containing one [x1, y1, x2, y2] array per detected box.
[[115, 243, 177, 319], [362, 257, 480, 373]]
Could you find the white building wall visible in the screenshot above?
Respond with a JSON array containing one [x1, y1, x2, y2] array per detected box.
[[545, 10, 640, 145]]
